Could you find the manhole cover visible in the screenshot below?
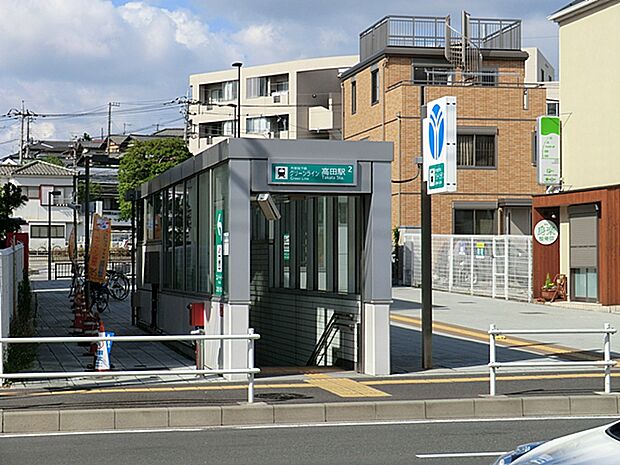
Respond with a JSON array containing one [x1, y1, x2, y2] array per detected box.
[[255, 392, 313, 402]]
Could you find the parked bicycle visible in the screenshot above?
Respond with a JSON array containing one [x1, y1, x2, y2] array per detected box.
[[106, 269, 130, 301]]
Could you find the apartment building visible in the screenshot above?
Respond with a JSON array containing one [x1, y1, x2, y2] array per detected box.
[[188, 56, 358, 154], [341, 13, 548, 235], [533, 0, 620, 305]]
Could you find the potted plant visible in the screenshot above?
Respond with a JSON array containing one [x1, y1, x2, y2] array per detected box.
[[541, 273, 557, 301]]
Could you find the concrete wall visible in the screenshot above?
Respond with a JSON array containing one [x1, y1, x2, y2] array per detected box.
[[559, 2, 620, 190], [523, 47, 555, 83], [0, 244, 24, 343]]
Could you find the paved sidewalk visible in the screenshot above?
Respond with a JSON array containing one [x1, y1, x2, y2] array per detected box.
[[14, 280, 197, 388], [390, 287, 620, 372]]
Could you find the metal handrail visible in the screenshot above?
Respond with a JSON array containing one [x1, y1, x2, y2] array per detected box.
[[488, 324, 616, 396], [0, 330, 260, 403]]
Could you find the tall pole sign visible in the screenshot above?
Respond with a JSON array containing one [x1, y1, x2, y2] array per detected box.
[[537, 116, 561, 186], [423, 96, 457, 194], [214, 209, 224, 296], [421, 94, 457, 369]]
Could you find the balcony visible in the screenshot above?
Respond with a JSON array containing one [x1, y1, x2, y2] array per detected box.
[[359, 15, 521, 61]]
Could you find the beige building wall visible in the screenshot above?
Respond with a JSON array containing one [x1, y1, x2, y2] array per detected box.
[[188, 55, 358, 154], [559, 2, 620, 190]]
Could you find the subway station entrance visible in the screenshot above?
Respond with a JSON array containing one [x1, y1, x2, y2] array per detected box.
[[135, 138, 392, 376]]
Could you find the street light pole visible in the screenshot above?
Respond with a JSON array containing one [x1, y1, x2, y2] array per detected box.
[[47, 190, 61, 280], [232, 62, 243, 137]]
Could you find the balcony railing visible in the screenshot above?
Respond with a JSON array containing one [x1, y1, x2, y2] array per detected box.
[[359, 15, 521, 61]]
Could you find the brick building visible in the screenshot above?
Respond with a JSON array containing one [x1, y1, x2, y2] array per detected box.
[[341, 13, 547, 234]]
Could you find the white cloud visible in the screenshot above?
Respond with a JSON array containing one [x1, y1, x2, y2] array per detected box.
[[0, 0, 567, 157]]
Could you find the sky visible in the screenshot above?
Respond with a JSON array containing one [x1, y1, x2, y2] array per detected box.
[[0, 0, 568, 158]]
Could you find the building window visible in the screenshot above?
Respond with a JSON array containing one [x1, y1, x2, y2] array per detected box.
[[547, 101, 559, 116], [247, 74, 288, 98], [454, 209, 495, 235], [200, 80, 237, 104], [31, 225, 65, 238], [26, 187, 39, 199], [351, 81, 357, 114], [480, 69, 498, 86], [413, 66, 449, 85], [457, 134, 496, 168], [199, 121, 234, 140], [246, 115, 288, 136], [540, 69, 545, 82], [371, 69, 379, 105]]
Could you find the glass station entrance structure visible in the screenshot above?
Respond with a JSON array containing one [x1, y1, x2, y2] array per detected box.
[[135, 138, 392, 376]]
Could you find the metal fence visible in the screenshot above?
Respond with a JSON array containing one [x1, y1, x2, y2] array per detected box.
[[488, 324, 616, 395], [0, 331, 260, 403], [401, 233, 533, 302]]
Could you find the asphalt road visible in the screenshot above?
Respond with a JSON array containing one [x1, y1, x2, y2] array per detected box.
[[0, 417, 616, 465]]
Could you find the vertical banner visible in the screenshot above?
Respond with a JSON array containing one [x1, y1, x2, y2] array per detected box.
[[537, 116, 561, 185], [68, 226, 77, 265], [423, 96, 457, 194], [88, 214, 111, 284], [214, 209, 224, 296]]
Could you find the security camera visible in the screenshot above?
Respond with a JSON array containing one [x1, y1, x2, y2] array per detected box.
[[256, 193, 281, 221]]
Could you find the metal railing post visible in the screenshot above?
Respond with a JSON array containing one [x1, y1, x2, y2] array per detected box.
[[492, 237, 497, 299], [470, 236, 474, 295], [248, 328, 255, 404], [604, 323, 612, 394], [504, 237, 509, 300], [527, 237, 533, 302], [489, 324, 497, 396], [448, 236, 454, 293]]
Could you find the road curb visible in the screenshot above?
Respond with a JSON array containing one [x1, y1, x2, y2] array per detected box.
[[2, 395, 620, 433]]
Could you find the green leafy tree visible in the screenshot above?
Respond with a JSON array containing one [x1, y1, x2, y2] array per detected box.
[[118, 138, 191, 219], [40, 155, 64, 166], [77, 181, 102, 204], [0, 182, 27, 243]]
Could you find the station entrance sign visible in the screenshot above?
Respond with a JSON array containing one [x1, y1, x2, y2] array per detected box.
[[423, 96, 457, 194], [270, 162, 356, 185]]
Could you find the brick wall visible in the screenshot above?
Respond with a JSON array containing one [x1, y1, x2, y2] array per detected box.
[[343, 55, 546, 233]]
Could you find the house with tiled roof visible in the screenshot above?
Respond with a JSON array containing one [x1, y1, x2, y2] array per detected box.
[[0, 160, 76, 252]]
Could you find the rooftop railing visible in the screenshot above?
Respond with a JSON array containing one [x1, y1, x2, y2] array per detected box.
[[359, 15, 521, 61]]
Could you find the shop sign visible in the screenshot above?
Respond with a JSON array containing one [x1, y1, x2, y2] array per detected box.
[[534, 219, 559, 245], [283, 233, 290, 261], [88, 214, 111, 284], [270, 163, 355, 185], [537, 116, 561, 186], [214, 209, 224, 295], [475, 242, 486, 258]]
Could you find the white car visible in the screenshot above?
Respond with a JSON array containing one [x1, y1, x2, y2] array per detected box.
[[493, 420, 620, 464]]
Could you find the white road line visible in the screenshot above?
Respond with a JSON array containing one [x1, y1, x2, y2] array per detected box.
[[417, 451, 506, 459]]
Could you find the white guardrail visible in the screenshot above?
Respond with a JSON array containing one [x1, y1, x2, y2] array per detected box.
[[0, 330, 260, 403], [488, 324, 617, 396]]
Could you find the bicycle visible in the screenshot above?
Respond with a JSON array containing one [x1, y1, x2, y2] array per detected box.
[[106, 269, 130, 301]]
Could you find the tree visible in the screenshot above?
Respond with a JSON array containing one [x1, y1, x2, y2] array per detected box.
[[77, 181, 102, 204], [0, 182, 27, 243], [40, 155, 64, 166], [118, 138, 191, 219]]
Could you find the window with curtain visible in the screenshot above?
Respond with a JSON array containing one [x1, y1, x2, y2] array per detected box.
[[457, 134, 495, 168], [246, 76, 269, 98]]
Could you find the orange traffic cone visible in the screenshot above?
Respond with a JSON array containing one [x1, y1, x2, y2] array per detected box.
[[94, 320, 110, 371]]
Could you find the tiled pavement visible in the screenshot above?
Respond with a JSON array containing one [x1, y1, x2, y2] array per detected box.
[[14, 280, 201, 389]]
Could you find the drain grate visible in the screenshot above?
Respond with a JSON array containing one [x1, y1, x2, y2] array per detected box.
[[255, 392, 313, 402]]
